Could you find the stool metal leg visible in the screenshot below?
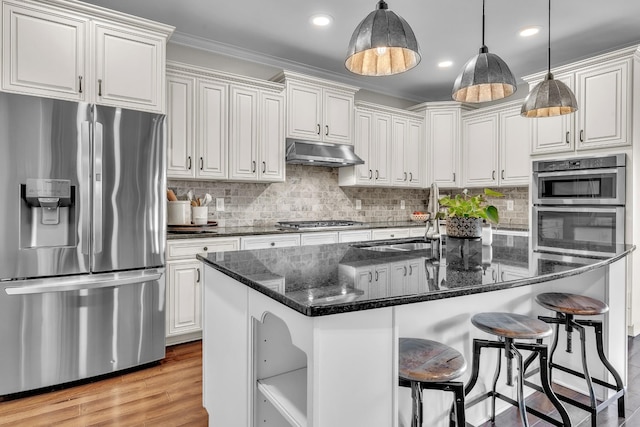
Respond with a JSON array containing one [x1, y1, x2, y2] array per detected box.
[[452, 382, 466, 427], [491, 346, 502, 422], [512, 345, 529, 427], [587, 320, 625, 417], [576, 322, 597, 425], [411, 381, 423, 427], [536, 343, 572, 427], [464, 339, 483, 397]]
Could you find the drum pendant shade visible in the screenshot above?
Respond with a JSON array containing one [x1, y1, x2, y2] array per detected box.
[[345, 0, 421, 76], [521, 0, 578, 117], [452, 0, 516, 103]]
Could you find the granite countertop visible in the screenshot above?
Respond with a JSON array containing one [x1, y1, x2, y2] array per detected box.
[[198, 234, 634, 317], [167, 220, 529, 240]]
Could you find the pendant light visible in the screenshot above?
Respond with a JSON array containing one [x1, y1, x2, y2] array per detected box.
[[521, 0, 578, 117], [452, 0, 517, 103], [345, 0, 421, 76]]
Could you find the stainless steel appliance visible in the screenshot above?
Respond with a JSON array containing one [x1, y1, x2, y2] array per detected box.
[[532, 154, 626, 257], [0, 92, 166, 395], [277, 220, 364, 230], [285, 139, 364, 167]]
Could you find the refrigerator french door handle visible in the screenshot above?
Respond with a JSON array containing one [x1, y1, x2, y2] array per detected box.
[[4, 269, 164, 295], [81, 121, 92, 255], [93, 122, 103, 254]]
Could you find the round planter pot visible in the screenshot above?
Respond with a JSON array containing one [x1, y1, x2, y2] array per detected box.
[[446, 217, 483, 238]]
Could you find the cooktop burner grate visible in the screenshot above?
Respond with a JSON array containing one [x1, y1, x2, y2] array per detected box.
[[277, 220, 364, 229]]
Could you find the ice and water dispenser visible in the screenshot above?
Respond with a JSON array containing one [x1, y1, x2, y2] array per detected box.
[[20, 178, 76, 248]]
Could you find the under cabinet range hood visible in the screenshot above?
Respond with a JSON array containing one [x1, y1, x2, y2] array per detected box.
[[285, 139, 364, 167]]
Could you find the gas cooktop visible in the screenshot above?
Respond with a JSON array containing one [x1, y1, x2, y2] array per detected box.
[[276, 220, 364, 230]]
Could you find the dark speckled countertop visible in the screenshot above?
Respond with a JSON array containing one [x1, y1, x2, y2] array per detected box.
[[167, 220, 528, 239], [198, 235, 634, 317]]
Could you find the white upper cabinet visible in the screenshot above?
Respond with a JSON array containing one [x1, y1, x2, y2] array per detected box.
[[2, 2, 87, 101], [461, 101, 531, 187], [1, 0, 173, 112], [391, 117, 424, 187], [340, 102, 424, 188], [93, 21, 166, 112], [274, 71, 358, 145], [166, 74, 195, 178], [166, 62, 285, 182], [523, 48, 633, 155], [462, 113, 498, 187], [229, 86, 285, 182]]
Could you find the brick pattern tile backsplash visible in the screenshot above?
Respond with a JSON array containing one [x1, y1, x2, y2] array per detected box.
[[168, 165, 530, 229]]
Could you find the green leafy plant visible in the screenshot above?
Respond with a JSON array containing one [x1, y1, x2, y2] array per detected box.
[[436, 188, 504, 224]]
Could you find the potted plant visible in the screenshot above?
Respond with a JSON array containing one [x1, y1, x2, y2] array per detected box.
[[436, 188, 503, 238]]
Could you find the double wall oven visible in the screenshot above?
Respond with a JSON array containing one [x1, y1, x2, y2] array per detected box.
[[532, 154, 626, 258]]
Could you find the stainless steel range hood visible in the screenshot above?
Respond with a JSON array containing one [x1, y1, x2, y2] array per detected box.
[[285, 138, 364, 167]]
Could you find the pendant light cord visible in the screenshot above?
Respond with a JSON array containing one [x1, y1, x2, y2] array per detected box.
[[547, 0, 551, 74], [482, 0, 485, 47]]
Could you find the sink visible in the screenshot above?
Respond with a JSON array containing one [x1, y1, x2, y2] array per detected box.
[[354, 239, 435, 253], [388, 242, 432, 251]]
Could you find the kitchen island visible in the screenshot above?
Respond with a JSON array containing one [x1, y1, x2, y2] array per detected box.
[[198, 235, 634, 427]]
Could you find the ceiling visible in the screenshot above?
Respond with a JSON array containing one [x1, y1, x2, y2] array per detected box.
[[82, 0, 640, 103]]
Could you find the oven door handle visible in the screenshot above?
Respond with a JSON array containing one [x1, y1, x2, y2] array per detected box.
[[4, 269, 163, 295], [534, 206, 620, 213], [535, 168, 619, 178]]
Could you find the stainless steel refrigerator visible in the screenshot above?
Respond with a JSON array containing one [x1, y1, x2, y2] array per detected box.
[[0, 92, 166, 395]]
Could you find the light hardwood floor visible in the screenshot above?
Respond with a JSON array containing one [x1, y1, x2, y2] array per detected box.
[[1, 337, 639, 426], [0, 341, 208, 426]]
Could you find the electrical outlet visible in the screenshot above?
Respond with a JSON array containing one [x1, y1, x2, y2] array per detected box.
[[507, 235, 514, 247], [355, 199, 362, 210], [216, 198, 225, 211], [400, 200, 405, 210], [507, 200, 514, 211]]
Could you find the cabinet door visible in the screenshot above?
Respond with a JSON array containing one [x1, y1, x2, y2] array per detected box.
[[371, 228, 411, 240], [323, 89, 353, 144], [462, 114, 498, 187], [2, 3, 87, 100], [406, 260, 426, 294], [530, 74, 575, 155], [229, 86, 258, 180], [167, 260, 202, 336], [355, 268, 373, 299], [370, 265, 389, 299], [576, 60, 630, 150], [166, 75, 195, 178], [338, 230, 372, 243], [287, 82, 322, 141], [353, 110, 374, 185], [300, 232, 339, 246], [373, 113, 392, 186], [259, 91, 285, 182], [499, 107, 531, 186], [428, 108, 460, 187], [406, 119, 424, 187], [391, 117, 408, 186], [389, 262, 407, 297], [93, 21, 164, 112], [198, 80, 228, 179]]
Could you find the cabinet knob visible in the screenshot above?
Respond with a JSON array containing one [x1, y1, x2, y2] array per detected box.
[[403, 266, 407, 276], [390, 234, 395, 238], [369, 169, 373, 179], [78, 76, 83, 94], [98, 79, 102, 97], [203, 247, 208, 251], [188, 156, 192, 170], [200, 157, 204, 171], [566, 131, 570, 144], [452, 172, 456, 182], [580, 129, 585, 142], [252, 160, 256, 173], [317, 124, 321, 135], [492, 170, 496, 180], [375, 170, 379, 180], [325, 125, 329, 136], [409, 265, 413, 275], [196, 268, 201, 283], [375, 271, 379, 281], [368, 271, 372, 282], [270, 242, 275, 247], [501, 170, 505, 180], [404, 172, 407, 181], [262, 161, 266, 173], [409, 172, 413, 182]]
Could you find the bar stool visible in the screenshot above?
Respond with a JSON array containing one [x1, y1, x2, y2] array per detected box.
[[399, 338, 467, 427], [465, 312, 571, 427], [534, 292, 625, 427]]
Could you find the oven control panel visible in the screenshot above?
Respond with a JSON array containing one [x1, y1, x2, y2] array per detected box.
[[533, 153, 625, 172]]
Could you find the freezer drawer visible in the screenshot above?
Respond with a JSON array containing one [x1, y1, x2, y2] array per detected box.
[[0, 270, 165, 395]]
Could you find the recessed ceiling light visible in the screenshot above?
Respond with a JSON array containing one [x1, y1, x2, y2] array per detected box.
[[310, 14, 333, 27], [519, 26, 541, 37], [438, 60, 453, 68]]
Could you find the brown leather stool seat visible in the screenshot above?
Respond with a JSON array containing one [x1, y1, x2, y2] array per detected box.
[[534, 292, 625, 427], [465, 312, 570, 427], [399, 338, 466, 427]]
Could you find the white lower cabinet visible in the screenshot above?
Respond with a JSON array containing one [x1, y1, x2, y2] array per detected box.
[[338, 229, 372, 243], [390, 259, 427, 296], [300, 232, 339, 246], [166, 237, 240, 344], [240, 234, 301, 250], [371, 228, 412, 241], [353, 264, 389, 299]]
